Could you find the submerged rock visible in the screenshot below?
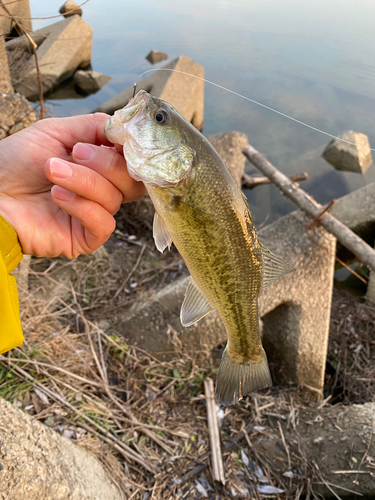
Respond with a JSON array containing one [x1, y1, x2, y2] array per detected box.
[[146, 50, 168, 64], [74, 70, 111, 94]]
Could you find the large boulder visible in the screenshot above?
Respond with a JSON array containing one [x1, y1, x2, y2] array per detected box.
[[0, 397, 123, 500], [95, 55, 204, 130], [6, 16, 92, 99]]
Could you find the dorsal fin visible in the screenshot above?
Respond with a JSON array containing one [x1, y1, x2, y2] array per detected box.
[[260, 243, 295, 291], [153, 211, 172, 253], [180, 278, 215, 327]]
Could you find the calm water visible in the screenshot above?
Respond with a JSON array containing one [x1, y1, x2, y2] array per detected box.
[[31, 0, 375, 222]]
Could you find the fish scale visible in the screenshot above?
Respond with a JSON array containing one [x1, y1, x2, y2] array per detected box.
[[104, 90, 294, 405]]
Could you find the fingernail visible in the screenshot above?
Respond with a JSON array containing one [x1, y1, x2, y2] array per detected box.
[[51, 185, 74, 201], [50, 159, 73, 178], [73, 143, 95, 160]]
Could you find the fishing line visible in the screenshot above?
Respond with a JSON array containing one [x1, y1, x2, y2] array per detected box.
[[136, 68, 375, 152]]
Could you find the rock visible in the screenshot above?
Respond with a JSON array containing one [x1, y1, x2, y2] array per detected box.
[[0, 92, 37, 139], [113, 209, 336, 397], [146, 50, 168, 64], [73, 69, 111, 94], [7, 16, 92, 99], [0, 397, 123, 500], [95, 55, 204, 130], [0, 0, 32, 38], [207, 131, 248, 187], [331, 182, 375, 239], [331, 182, 375, 263], [0, 36, 13, 93], [367, 259, 375, 302], [59, 0, 83, 18], [322, 130, 373, 173], [257, 402, 375, 498]]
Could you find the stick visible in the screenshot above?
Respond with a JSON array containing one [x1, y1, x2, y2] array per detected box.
[[203, 378, 225, 484], [243, 145, 375, 273], [242, 172, 308, 189]]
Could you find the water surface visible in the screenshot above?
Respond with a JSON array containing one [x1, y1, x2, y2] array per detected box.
[[31, 0, 375, 221]]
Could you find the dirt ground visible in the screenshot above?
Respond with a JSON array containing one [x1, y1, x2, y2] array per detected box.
[[1, 204, 374, 499]]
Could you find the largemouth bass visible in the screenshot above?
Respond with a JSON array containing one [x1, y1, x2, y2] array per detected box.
[[104, 90, 294, 405]]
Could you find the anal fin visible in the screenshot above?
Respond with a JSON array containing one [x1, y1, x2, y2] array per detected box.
[[260, 242, 295, 291], [180, 278, 215, 327]]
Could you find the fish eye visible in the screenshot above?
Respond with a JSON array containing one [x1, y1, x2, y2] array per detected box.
[[155, 110, 168, 124]]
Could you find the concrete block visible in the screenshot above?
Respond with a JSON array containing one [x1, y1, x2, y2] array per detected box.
[[113, 209, 335, 396], [207, 131, 248, 187], [95, 55, 204, 130], [59, 0, 82, 18], [73, 69, 110, 94], [367, 250, 375, 303], [0, 92, 37, 140], [331, 182, 375, 239], [0, 36, 13, 93], [7, 16, 92, 99], [0, 0, 32, 37], [146, 50, 168, 64], [322, 130, 373, 173]]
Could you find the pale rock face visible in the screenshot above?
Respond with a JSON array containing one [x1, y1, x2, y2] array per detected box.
[[0, 398, 123, 500], [322, 130, 373, 174]]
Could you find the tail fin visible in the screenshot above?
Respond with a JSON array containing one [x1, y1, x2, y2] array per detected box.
[[215, 346, 272, 406]]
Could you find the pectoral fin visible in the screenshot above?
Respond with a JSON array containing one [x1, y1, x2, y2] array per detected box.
[[180, 278, 215, 327], [260, 243, 295, 291], [153, 212, 172, 253]]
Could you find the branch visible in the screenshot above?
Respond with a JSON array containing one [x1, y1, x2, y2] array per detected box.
[[242, 172, 308, 189], [204, 378, 225, 484], [243, 144, 375, 273]]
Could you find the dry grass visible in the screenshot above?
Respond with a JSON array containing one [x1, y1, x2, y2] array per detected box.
[[325, 288, 375, 405], [1, 208, 374, 499]]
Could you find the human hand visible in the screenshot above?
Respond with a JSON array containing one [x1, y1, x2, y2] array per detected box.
[[0, 114, 146, 258]]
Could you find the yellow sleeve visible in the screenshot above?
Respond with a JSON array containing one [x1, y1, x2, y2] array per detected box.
[[0, 215, 24, 354]]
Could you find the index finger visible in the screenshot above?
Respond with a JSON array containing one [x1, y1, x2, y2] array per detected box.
[[39, 113, 114, 151]]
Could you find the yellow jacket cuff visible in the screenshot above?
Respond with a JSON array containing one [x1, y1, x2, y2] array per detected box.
[[0, 215, 24, 354]]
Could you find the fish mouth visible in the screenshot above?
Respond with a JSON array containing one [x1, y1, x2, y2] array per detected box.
[[104, 90, 151, 144]]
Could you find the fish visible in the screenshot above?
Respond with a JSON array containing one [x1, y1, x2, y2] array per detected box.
[[104, 90, 294, 405]]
